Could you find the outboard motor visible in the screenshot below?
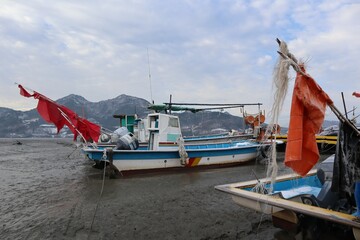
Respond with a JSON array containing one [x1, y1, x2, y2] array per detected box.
[[315, 155, 339, 209], [111, 127, 129, 143], [115, 132, 139, 150], [99, 133, 111, 143], [294, 155, 340, 239]]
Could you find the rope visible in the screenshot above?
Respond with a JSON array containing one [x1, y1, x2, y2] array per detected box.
[[88, 150, 107, 237], [260, 40, 296, 193], [67, 145, 80, 159], [177, 137, 188, 165], [254, 39, 302, 193]]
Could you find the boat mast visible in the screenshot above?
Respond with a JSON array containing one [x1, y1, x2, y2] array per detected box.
[[169, 94, 172, 115], [147, 48, 154, 104]]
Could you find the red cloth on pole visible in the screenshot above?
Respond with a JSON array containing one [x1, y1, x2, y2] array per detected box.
[[34, 92, 73, 133], [74, 118, 101, 142], [18, 85, 100, 142], [353, 92, 360, 98], [18, 85, 34, 97], [285, 66, 333, 176]]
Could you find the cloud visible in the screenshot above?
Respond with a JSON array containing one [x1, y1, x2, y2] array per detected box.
[[0, 0, 359, 127]]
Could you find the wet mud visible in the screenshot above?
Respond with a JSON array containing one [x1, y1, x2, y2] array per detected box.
[[0, 138, 335, 239]]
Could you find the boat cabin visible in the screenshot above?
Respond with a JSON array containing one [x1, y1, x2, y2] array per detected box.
[[147, 113, 182, 151]]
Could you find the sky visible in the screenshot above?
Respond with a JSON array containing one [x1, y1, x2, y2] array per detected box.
[[1, 0, 359, 128]]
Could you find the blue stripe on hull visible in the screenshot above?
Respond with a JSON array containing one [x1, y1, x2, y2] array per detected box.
[[187, 146, 258, 158], [84, 146, 259, 161], [85, 150, 180, 160]]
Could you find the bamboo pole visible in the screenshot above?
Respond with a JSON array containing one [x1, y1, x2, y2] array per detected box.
[[276, 38, 360, 136]]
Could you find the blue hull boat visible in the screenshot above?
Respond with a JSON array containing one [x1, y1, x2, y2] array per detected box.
[[215, 155, 360, 239], [83, 112, 271, 173], [83, 140, 263, 173]]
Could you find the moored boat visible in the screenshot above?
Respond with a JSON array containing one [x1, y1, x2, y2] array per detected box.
[[100, 102, 265, 147], [83, 112, 268, 174], [215, 155, 360, 239]]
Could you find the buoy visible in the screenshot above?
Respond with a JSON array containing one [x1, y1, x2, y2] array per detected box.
[[245, 115, 255, 124], [255, 114, 265, 123]]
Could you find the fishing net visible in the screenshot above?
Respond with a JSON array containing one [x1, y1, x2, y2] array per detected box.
[[260, 41, 294, 193]]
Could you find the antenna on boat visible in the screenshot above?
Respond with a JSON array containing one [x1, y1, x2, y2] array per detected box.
[[169, 94, 172, 114], [147, 48, 154, 104]]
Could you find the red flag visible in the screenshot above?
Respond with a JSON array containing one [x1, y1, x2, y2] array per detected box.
[[353, 92, 360, 98], [18, 85, 34, 97], [74, 118, 101, 142], [285, 65, 333, 176], [34, 92, 67, 133], [18, 85, 101, 142]]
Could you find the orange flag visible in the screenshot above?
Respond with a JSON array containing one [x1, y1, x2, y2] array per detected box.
[[285, 65, 333, 176]]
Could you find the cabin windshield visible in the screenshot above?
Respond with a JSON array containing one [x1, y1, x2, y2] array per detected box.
[[168, 117, 179, 128]]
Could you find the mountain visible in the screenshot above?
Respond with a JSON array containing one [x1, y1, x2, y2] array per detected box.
[[0, 108, 32, 137], [55, 94, 152, 129], [178, 111, 247, 136], [0, 94, 339, 138], [0, 94, 248, 138]]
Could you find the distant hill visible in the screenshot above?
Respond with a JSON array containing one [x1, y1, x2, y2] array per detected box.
[[0, 94, 339, 138], [0, 94, 247, 138]]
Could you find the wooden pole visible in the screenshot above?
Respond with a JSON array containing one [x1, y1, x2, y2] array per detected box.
[[341, 92, 348, 119], [276, 38, 360, 136]]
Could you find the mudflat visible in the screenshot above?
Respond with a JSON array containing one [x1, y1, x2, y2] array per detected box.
[[0, 138, 330, 240]]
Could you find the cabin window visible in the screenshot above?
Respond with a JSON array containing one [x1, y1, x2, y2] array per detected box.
[[168, 117, 179, 128]]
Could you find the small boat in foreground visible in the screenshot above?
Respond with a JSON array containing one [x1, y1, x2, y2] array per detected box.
[[215, 155, 360, 239]]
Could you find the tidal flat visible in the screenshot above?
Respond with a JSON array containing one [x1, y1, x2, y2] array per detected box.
[[0, 138, 336, 240]]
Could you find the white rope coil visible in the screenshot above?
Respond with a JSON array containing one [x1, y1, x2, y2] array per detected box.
[[177, 137, 188, 165]]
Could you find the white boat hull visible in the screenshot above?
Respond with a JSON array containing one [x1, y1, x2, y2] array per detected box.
[[83, 141, 261, 172], [108, 152, 258, 171], [215, 170, 360, 239]]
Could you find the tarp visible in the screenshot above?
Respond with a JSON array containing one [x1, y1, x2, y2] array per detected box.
[[332, 122, 360, 197], [148, 104, 201, 113], [18, 85, 100, 142], [284, 65, 333, 176]]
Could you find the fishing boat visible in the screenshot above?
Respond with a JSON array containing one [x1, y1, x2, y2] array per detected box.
[[215, 39, 360, 239], [272, 133, 338, 153], [101, 113, 255, 148], [83, 112, 268, 174], [103, 102, 265, 146]]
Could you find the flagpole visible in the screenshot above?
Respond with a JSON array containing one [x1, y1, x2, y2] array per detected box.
[[15, 82, 35, 93], [276, 38, 360, 136]]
